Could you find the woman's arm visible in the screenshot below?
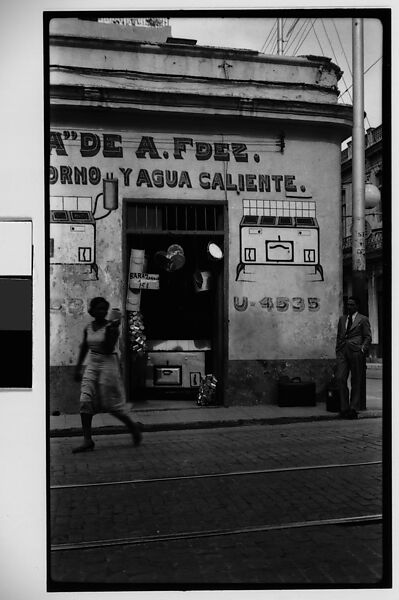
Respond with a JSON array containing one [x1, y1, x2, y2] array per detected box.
[[104, 320, 120, 354], [74, 328, 89, 381]]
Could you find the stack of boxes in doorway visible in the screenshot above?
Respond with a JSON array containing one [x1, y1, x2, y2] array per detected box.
[[126, 249, 147, 355]]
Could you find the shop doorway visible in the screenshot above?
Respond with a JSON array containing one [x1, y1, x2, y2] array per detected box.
[[123, 200, 226, 406]]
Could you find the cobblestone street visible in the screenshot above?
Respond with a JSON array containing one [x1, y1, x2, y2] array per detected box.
[[49, 418, 386, 588], [51, 522, 383, 586]]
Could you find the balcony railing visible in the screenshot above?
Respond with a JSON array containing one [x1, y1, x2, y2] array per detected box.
[[341, 124, 382, 162], [343, 228, 383, 253], [370, 124, 382, 143]]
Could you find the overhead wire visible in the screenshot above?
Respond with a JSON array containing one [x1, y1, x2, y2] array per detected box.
[[260, 23, 274, 53], [310, 20, 325, 56], [267, 36, 276, 53], [265, 22, 277, 54], [284, 18, 310, 54], [325, 20, 373, 128], [286, 17, 300, 38], [295, 19, 319, 55], [281, 16, 288, 53], [330, 19, 359, 118], [292, 19, 315, 55], [260, 18, 380, 129], [276, 17, 289, 54], [260, 19, 277, 53], [283, 18, 300, 53], [364, 55, 382, 75], [338, 56, 382, 99], [319, 19, 354, 109], [320, 19, 376, 128], [285, 18, 310, 54], [320, 19, 341, 65], [332, 19, 352, 78]]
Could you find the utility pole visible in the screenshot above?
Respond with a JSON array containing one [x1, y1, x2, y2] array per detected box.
[[352, 18, 368, 410], [351, 18, 368, 316], [277, 18, 284, 55]]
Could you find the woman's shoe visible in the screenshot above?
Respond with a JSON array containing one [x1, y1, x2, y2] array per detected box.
[[132, 423, 143, 447], [72, 440, 95, 453]]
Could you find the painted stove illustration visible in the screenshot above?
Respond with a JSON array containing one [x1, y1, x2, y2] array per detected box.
[[236, 199, 324, 281], [50, 209, 95, 265]]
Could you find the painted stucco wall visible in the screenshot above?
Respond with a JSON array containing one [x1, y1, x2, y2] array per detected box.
[[228, 126, 343, 361], [50, 119, 343, 369]]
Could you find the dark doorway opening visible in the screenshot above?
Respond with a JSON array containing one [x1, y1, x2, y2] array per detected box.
[[124, 201, 225, 406]]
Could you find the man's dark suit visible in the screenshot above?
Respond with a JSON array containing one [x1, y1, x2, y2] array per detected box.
[[335, 312, 372, 412]]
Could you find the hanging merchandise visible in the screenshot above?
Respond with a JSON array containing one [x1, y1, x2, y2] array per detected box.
[[127, 310, 147, 355], [193, 269, 212, 292], [126, 250, 147, 354], [126, 249, 146, 310], [154, 250, 169, 271], [166, 244, 186, 271], [197, 374, 218, 406], [154, 244, 185, 272]]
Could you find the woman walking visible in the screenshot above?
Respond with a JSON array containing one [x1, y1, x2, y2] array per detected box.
[[73, 296, 142, 453]]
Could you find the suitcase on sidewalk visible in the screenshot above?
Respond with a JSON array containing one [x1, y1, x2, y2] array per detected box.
[[278, 377, 316, 407]]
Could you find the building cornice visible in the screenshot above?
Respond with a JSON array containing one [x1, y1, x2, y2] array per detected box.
[[50, 64, 340, 98], [49, 83, 353, 131], [49, 33, 342, 78]]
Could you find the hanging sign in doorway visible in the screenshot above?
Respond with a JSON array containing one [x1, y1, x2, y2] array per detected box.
[[129, 272, 160, 290]]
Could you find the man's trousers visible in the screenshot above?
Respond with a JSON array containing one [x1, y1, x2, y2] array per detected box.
[[336, 346, 366, 412]]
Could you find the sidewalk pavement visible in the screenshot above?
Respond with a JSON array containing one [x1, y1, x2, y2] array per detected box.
[[49, 376, 383, 437]]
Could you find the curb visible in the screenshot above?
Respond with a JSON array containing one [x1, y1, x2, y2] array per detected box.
[[49, 410, 382, 438]]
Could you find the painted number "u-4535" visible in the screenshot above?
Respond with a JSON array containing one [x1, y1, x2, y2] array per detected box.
[[233, 296, 320, 312]]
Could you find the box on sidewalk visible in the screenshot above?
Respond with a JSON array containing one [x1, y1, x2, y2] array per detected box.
[[278, 377, 316, 407]]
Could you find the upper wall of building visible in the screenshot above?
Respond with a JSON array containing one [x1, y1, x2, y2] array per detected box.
[[49, 18, 352, 133]]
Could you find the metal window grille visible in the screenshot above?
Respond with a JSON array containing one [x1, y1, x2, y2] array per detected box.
[[127, 203, 224, 233]]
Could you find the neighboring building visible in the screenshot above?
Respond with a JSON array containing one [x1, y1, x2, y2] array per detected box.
[[341, 125, 383, 359], [48, 17, 352, 412], [98, 17, 169, 28]]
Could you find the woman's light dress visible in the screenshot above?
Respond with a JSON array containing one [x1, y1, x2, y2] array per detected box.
[[79, 323, 126, 414]]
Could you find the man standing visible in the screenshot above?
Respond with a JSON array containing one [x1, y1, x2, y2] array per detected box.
[[335, 296, 372, 419]]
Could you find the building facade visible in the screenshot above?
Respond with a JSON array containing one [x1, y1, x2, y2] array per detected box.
[[49, 18, 352, 412], [341, 125, 383, 359]]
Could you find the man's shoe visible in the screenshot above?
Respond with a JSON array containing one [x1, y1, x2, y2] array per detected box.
[[339, 410, 350, 419], [72, 440, 95, 453], [348, 409, 358, 419]]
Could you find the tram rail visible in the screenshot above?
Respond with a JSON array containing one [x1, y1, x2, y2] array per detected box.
[[51, 514, 382, 552], [50, 459, 382, 490], [50, 459, 383, 553]]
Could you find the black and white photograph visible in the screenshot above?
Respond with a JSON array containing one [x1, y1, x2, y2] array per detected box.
[[0, 2, 394, 598], [46, 8, 390, 591]]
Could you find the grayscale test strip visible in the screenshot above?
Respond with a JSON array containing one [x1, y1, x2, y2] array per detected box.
[[0, 220, 33, 388]]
